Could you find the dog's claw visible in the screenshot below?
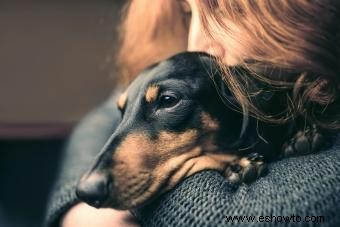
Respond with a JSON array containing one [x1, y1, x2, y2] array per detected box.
[[283, 144, 294, 157], [247, 152, 264, 162], [224, 163, 242, 184], [230, 163, 242, 173], [242, 164, 258, 183], [256, 162, 268, 177], [227, 172, 241, 185], [311, 132, 324, 153], [225, 153, 268, 185], [294, 134, 310, 154], [282, 124, 325, 157]]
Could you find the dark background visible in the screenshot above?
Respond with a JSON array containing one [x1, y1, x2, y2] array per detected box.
[[0, 1, 124, 226], [0, 139, 63, 227]]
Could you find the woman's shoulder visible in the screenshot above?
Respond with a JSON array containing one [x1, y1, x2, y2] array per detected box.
[[135, 133, 340, 226]]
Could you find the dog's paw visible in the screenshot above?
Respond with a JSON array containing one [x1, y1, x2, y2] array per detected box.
[[282, 124, 325, 157], [224, 153, 268, 185]]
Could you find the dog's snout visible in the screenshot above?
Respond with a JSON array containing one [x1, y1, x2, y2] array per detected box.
[[76, 172, 111, 208]]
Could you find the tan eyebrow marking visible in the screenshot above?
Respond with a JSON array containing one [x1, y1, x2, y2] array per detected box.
[[145, 85, 159, 103], [117, 91, 128, 110]]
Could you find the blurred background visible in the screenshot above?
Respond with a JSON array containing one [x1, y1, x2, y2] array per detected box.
[[0, 0, 124, 226]]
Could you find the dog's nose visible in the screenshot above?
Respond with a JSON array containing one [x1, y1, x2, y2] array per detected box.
[[76, 172, 111, 208]]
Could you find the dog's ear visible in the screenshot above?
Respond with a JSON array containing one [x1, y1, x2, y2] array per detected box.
[[211, 66, 275, 139], [209, 67, 248, 139]]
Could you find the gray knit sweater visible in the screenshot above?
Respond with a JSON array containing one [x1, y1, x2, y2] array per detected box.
[[45, 93, 340, 227]]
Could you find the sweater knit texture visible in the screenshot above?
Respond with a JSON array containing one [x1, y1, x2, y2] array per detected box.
[[45, 94, 340, 227]]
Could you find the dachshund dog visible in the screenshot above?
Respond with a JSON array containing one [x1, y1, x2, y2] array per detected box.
[[76, 52, 326, 210]]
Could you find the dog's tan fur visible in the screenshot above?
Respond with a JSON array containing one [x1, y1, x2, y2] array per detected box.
[[145, 85, 159, 103], [110, 120, 240, 208]]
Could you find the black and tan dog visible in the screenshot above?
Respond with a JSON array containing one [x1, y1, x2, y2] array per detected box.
[[76, 52, 325, 210]]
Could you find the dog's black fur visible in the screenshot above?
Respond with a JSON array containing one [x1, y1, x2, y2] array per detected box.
[[76, 52, 326, 210]]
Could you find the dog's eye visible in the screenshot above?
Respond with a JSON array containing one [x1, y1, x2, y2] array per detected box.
[[158, 95, 179, 109]]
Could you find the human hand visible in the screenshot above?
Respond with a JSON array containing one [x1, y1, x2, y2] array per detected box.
[[62, 203, 140, 227]]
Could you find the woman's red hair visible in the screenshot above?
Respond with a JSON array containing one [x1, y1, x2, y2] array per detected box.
[[116, 0, 340, 129]]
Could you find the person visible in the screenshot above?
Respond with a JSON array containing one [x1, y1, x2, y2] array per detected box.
[[45, 0, 340, 226]]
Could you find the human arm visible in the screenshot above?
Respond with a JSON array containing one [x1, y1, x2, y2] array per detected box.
[[44, 93, 138, 227], [134, 133, 340, 226], [61, 203, 138, 227]]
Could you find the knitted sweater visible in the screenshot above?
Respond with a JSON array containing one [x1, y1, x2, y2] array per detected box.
[[45, 93, 340, 227]]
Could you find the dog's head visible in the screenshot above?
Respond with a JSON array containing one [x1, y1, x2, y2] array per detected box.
[[76, 52, 251, 209]]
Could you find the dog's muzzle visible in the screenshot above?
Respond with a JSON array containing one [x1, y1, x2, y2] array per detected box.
[[76, 172, 112, 208]]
